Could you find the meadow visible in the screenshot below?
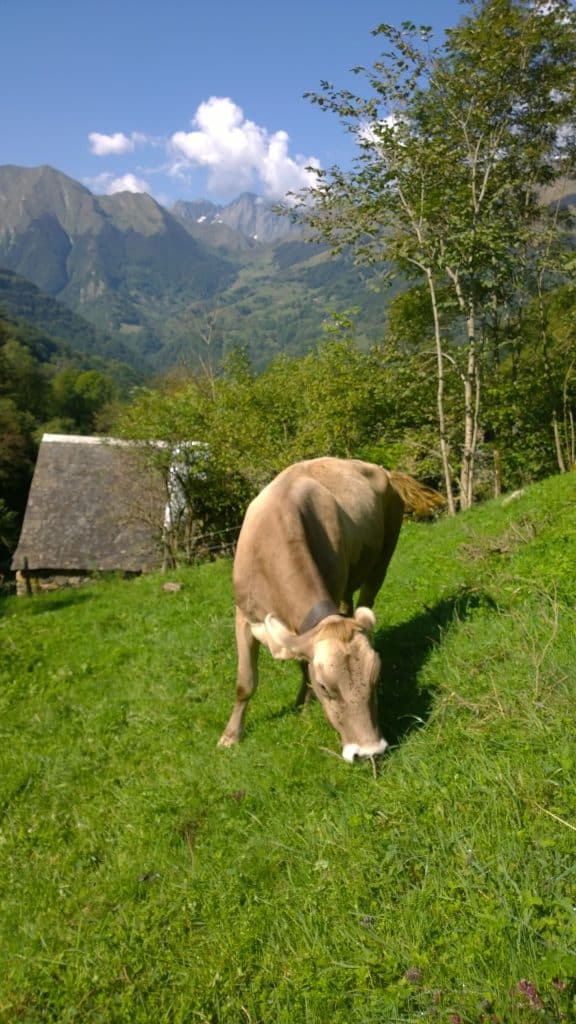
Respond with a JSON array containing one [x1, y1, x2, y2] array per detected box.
[[1, 473, 575, 1023]]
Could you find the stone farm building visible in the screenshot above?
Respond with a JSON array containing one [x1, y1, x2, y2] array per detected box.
[[11, 434, 168, 592]]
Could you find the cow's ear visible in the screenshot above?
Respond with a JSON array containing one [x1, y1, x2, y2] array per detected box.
[[354, 606, 376, 633], [264, 614, 299, 660]]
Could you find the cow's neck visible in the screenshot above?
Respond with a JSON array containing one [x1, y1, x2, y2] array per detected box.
[[297, 599, 341, 635]]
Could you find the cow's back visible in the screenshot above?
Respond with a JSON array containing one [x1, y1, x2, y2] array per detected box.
[[233, 458, 397, 628]]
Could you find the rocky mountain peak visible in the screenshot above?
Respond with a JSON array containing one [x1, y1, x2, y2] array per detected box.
[[171, 191, 301, 245]]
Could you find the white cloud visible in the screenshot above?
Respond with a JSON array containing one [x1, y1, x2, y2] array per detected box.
[[89, 131, 136, 156], [85, 99, 321, 201], [107, 173, 150, 194], [84, 171, 151, 195], [358, 113, 408, 146], [170, 97, 320, 199]]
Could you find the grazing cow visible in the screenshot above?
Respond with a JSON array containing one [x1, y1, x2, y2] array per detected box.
[[218, 457, 442, 762]]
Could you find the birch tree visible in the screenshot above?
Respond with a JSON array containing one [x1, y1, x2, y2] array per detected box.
[[295, 0, 576, 509]]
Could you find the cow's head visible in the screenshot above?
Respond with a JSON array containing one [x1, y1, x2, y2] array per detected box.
[[264, 608, 387, 763]]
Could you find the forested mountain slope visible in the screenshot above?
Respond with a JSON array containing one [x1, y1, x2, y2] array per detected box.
[[0, 268, 136, 366], [0, 165, 388, 372]]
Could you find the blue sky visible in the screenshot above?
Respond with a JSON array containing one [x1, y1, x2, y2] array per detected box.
[[2, 0, 466, 208]]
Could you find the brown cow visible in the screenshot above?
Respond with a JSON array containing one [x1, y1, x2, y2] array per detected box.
[[218, 457, 442, 762]]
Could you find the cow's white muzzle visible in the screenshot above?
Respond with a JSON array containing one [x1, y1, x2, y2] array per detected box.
[[342, 738, 388, 763]]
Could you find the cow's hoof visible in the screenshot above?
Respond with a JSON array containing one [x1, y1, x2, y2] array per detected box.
[[217, 733, 237, 748]]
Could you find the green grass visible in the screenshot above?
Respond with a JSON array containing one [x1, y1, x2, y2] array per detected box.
[[1, 474, 575, 1023]]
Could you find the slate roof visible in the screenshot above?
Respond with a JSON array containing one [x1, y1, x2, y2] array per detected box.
[[11, 434, 167, 574]]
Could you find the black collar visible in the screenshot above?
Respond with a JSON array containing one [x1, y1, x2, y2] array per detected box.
[[297, 599, 341, 635]]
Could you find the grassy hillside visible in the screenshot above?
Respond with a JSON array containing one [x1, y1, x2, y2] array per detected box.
[[1, 473, 575, 1023]]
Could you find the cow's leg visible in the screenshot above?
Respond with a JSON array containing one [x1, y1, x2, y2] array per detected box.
[[218, 607, 260, 747], [295, 661, 316, 708]]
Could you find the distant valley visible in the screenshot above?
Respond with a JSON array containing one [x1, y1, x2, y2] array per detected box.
[[0, 164, 391, 374]]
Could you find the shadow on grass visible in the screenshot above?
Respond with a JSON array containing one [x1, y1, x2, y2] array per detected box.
[[0, 588, 97, 616], [375, 587, 495, 747]]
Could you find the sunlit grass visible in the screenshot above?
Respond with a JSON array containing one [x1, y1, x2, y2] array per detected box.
[[1, 474, 575, 1022]]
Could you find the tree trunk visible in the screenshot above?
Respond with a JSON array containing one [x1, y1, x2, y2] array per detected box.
[[459, 305, 480, 511], [536, 273, 569, 475], [552, 411, 567, 474], [493, 448, 502, 499], [563, 363, 575, 470], [426, 269, 456, 515]]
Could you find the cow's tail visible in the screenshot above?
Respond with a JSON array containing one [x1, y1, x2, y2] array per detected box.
[[388, 471, 445, 519]]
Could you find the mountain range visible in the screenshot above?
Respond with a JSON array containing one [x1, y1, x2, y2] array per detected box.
[[172, 194, 302, 246], [0, 165, 388, 373]]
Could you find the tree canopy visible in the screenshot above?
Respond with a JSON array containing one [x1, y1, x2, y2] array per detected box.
[[294, 0, 576, 509]]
